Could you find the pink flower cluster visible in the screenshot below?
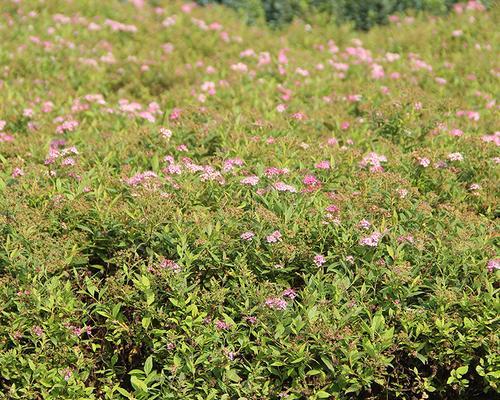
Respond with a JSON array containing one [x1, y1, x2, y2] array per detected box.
[[359, 152, 387, 172], [266, 230, 282, 243], [359, 231, 382, 247], [487, 259, 499, 273], [240, 231, 255, 241], [240, 175, 259, 186], [0, 120, 13, 142], [265, 297, 287, 310], [55, 118, 79, 134], [159, 259, 181, 273], [314, 254, 326, 266], [125, 171, 158, 187], [273, 181, 297, 193]]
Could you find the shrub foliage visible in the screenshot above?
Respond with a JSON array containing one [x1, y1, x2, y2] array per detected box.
[[0, 0, 498, 399]]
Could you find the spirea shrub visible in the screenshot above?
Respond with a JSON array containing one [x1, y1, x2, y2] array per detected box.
[[0, 1, 498, 399]]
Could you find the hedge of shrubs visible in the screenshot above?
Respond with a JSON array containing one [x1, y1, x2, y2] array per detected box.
[[196, 0, 490, 29]]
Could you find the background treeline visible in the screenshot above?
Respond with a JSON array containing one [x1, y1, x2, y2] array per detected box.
[[195, 0, 490, 29]]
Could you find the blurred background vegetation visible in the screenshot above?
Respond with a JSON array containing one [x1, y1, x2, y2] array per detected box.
[[194, 0, 491, 29]]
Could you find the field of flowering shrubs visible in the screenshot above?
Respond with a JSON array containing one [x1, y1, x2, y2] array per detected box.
[[0, 0, 498, 399]]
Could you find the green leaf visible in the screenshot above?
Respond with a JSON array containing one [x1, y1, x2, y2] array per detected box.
[[146, 290, 155, 306], [144, 356, 153, 375], [142, 316, 151, 329], [131, 376, 148, 392], [140, 275, 151, 289], [316, 390, 331, 398], [116, 387, 133, 398], [456, 365, 469, 375], [307, 305, 319, 322], [306, 369, 322, 376], [275, 323, 285, 338], [415, 352, 427, 364], [226, 369, 241, 382], [371, 312, 385, 333], [320, 355, 335, 373]]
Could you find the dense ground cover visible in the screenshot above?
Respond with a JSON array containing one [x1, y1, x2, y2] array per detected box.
[[0, 0, 498, 398]]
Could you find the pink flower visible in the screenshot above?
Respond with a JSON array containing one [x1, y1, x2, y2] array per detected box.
[[360, 231, 382, 247], [166, 342, 175, 350], [340, 121, 350, 130], [325, 204, 339, 213], [200, 166, 225, 184], [165, 163, 182, 175], [397, 234, 415, 244], [231, 62, 248, 72], [487, 258, 499, 272], [371, 63, 385, 79], [23, 108, 34, 118], [215, 320, 231, 330], [327, 137, 338, 147], [314, 255, 326, 266], [240, 231, 255, 241], [223, 158, 244, 172], [359, 152, 387, 170], [292, 112, 306, 120], [273, 181, 297, 193], [276, 104, 287, 113], [346, 94, 361, 103], [265, 297, 287, 310], [295, 67, 309, 77], [62, 157, 76, 166], [447, 152, 464, 161], [160, 259, 181, 273], [159, 127, 172, 139], [169, 108, 182, 120], [358, 219, 371, 229], [240, 48, 256, 58], [240, 175, 259, 186], [467, 111, 480, 121], [162, 16, 177, 27], [266, 230, 282, 243], [62, 368, 72, 381], [32, 326, 44, 337], [315, 160, 330, 170], [11, 168, 24, 178], [282, 288, 297, 299], [56, 119, 79, 134], [181, 3, 197, 13], [278, 49, 288, 64], [481, 132, 500, 146], [303, 174, 320, 186], [125, 171, 158, 186], [258, 52, 271, 66], [265, 167, 288, 177], [417, 157, 431, 167], [42, 101, 54, 113]]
